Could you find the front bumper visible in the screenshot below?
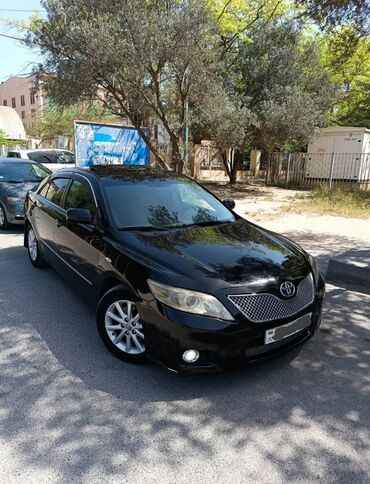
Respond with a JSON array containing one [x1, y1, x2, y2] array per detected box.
[[4, 202, 25, 224], [140, 274, 325, 373]]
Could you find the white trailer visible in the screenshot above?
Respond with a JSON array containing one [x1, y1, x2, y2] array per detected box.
[[306, 127, 370, 181]]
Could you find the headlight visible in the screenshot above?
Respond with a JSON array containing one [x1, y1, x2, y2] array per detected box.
[[147, 279, 234, 321], [308, 254, 319, 280], [6, 197, 23, 204]]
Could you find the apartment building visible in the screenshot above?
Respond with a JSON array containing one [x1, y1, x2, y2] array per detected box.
[[0, 75, 46, 132]]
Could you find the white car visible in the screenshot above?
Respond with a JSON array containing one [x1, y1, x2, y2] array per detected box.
[[7, 149, 75, 172]]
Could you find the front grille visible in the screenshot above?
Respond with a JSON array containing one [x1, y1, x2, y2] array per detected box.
[[228, 273, 314, 323]]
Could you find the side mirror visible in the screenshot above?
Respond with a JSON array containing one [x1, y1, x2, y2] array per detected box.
[[66, 208, 92, 224], [222, 199, 235, 210]]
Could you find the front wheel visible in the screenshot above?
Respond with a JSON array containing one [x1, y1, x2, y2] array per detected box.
[[27, 226, 46, 268], [97, 290, 146, 363], [0, 204, 11, 230]]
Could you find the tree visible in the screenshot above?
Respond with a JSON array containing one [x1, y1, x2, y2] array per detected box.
[[27, 101, 112, 146], [27, 0, 220, 172], [298, 0, 370, 33], [194, 83, 256, 183], [232, 21, 337, 150], [323, 27, 370, 127], [208, 0, 290, 52], [0, 130, 11, 147]]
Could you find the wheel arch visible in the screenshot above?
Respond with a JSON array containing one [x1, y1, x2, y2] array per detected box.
[[99, 277, 136, 301]]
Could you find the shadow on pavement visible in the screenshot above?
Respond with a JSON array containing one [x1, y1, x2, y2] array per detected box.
[[0, 235, 369, 481]]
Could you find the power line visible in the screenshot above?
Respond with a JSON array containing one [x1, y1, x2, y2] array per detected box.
[[0, 9, 45, 13]]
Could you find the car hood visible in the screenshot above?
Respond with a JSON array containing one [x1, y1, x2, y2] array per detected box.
[[0, 181, 40, 200], [116, 219, 311, 291]]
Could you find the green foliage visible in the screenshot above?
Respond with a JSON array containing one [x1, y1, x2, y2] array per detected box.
[[323, 27, 370, 128], [23, 0, 369, 180], [298, 0, 370, 33], [0, 130, 15, 147], [27, 101, 112, 143]]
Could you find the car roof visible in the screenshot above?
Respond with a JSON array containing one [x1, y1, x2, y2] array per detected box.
[[8, 148, 73, 153], [0, 156, 37, 163], [53, 165, 181, 180]]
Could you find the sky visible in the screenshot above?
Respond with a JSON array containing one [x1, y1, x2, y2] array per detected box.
[[0, 0, 45, 82]]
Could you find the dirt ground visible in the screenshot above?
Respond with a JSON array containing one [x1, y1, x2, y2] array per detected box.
[[202, 181, 310, 222]]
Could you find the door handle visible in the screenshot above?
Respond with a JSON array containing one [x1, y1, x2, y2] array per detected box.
[[56, 220, 63, 228]]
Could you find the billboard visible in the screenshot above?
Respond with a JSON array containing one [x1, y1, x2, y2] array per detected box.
[[74, 121, 150, 167]]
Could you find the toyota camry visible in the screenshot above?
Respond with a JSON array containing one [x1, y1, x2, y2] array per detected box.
[[24, 165, 325, 372]]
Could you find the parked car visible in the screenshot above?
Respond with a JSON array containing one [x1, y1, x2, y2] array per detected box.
[[7, 149, 75, 172], [0, 158, 51, 230], [24, 165, 325, 373]]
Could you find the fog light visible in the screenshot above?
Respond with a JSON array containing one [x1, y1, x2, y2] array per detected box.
[[182, 349, 200, 363]]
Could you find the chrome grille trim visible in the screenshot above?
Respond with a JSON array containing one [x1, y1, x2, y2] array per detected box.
[[228, 273, 314, 323]]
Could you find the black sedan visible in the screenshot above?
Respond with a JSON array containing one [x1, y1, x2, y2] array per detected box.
[[0, 158, 51, 230], [24, 166, 325, 372]]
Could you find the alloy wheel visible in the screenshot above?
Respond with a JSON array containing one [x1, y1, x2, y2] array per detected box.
[[104, 300, 145, 354], [28, 228, 38, 262]]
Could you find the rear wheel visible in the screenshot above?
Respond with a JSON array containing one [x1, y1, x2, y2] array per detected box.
[[27, 226, 46, 268], [97, 289, 146, 363], [0, 204, 11, 230]]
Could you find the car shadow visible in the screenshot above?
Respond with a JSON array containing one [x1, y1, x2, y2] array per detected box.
[[0, 236, 369, 481]]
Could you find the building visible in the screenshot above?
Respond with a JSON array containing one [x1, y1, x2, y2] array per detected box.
[[308, 127, 370, 154], [0, 75, 46, 132], [307, 127, 370, 181]]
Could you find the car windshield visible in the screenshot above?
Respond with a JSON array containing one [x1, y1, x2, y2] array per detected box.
[[102, 176, 236, 230], [0, 162, 51, 182]]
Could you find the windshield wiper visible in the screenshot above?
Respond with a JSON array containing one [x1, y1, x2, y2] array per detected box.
[[118, 226, 169, 232], [175, 220, 234, 229]]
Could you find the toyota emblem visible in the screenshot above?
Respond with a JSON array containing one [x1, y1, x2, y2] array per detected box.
[[280, 281, 296, 298]]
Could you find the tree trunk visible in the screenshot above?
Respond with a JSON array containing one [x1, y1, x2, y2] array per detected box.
[[230, 148, 238, 184], [171, 135, 184, 174]]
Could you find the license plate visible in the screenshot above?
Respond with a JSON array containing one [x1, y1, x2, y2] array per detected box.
[[264, 313, 312, 345]]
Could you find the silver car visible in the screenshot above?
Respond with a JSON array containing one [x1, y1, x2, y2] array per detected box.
[[7, 149, 75, 172], [0, 158, 51, 229]]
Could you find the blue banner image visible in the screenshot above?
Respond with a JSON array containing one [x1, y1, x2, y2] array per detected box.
[[75, 122, 150, 167]]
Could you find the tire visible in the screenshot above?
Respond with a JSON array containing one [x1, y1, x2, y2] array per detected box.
[[0, 204, 11, 230], [27, 225, 47, 268], [97, 289, 147, 364]]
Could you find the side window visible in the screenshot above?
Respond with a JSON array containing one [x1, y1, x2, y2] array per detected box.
[[7, 152, 20, 158], [45, 178, 70, 206], [27, 152, 44, 163], [65, 180, 96, 214], [38, 181, 50, 198]]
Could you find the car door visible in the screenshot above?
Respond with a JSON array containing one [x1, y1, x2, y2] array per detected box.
[[53, 176, 100, 292], [31, 177, 71, 261]]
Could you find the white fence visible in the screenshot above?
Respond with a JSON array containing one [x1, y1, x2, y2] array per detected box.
[[266, 152, 370, 190]]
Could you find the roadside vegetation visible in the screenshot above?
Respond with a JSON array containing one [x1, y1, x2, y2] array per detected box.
[[19, 0, 369, 183], [286, 186, 370, 218]]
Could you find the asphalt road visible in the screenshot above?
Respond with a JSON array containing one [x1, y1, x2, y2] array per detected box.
[[0, 228, 369, 483]]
